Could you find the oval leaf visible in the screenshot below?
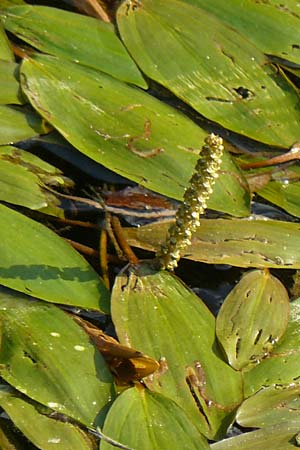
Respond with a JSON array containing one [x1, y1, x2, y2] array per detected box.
[[100, 385, 209, 450], [0, 204, 109, 312], [244, 298, 300, 397], [111, 265, 242, 440], [0, 288, 114, 427], [117, 0, 300, 146], [216, 270, 290, 370]]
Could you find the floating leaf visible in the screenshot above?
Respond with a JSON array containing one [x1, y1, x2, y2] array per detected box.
[[0, 386, 95, 450], [117, 0, 300, 147], [0, 105, 48, 144], [257, 167, 300, 218], [0, 22, 13, 60], [0, 204, 109, 312], [216, 270, 290, 370], [20, 54, 249, 216], [184, 0, 300, 66], [0, 145, 73, 214], [0, 4, 147, 87], [243, 298, 300, 398], [236, 384, 300, 428], [211, 419, 300, 450], [112, 265, 242, 440], [0, 60, 23, 104], [0, 288, 114, 427], [123, 218, 300, 268], [100, 385, 209, 450]]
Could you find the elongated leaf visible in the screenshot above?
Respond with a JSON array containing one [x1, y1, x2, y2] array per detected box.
[[0, 105, 48, 144], [0, 204, 109, 312], [0, 288, 114, 427], [243, 298, 300, 397], [258, 168, 300, 218], [117, 0, 300, 147], [0, 22, 13, 60], [184, 0, 300, 66], [0, 60, 22, 104], [0, 4, 147, 88], [20, 54, 249, 216], [112, 265, 242, 440], [0, 145, 73, 214], [216, 270, 290, 370], [236, 384, 300, 428], [211, 419, 300, 450], [100, 385, 209, 450], [0, 387, 95, 450], [123, 218, 300, 268], [0, 158, 47, 209]]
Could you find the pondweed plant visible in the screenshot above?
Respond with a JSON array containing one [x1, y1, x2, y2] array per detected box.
[[1, 1, 300, 449]]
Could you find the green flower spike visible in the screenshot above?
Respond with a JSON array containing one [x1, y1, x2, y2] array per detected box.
[[156, 133, 224, 270]]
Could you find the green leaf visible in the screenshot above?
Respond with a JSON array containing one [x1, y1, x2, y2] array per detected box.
[[123, 218, 300, 268], [236, 384, 300, 428], [100, 385, 209, 450], [1, 4, 147, 88], [0, 288, 114, 427], [211, 419, 300, 450], [0, 145, 73, 214], [0, 60, 23, 104], [0, 204, 109, 312], [0, 387, 95, 450], [0, 105, 48, 145], [243, 298, 300, 398], [216, 270, 290, 370], [0, 22, 13, 61], [111, 265, 242, 440], [183, 0, 300, 66], [117, 0, 300, 147], [20, 54, 249, 216], [257, 167, 300, 218]]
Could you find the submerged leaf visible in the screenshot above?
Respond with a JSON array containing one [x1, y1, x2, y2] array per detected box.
[[112, 265, 242, 440], [0, 204, 109, 312], [216, 270, 290, 370], [0, 288, 114, 427], [100, 385, 209, 450]]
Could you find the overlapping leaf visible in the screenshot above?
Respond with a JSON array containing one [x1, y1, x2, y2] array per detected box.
[[112, 265, 242, 440], [0, 387, 95, 450], [20, 54, 249, 216], [0, 105, 48, 144], [117, 0, 300, 147], [216, 270, 290, 370], [184, 0, 300, 66], [0, 204, 109, 311], [0, 4, 147, 87], [0, 288, 114, 427], [123, 218, 300, 268], [243, 298, 300, 398], [100, 385, 209, 450]]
